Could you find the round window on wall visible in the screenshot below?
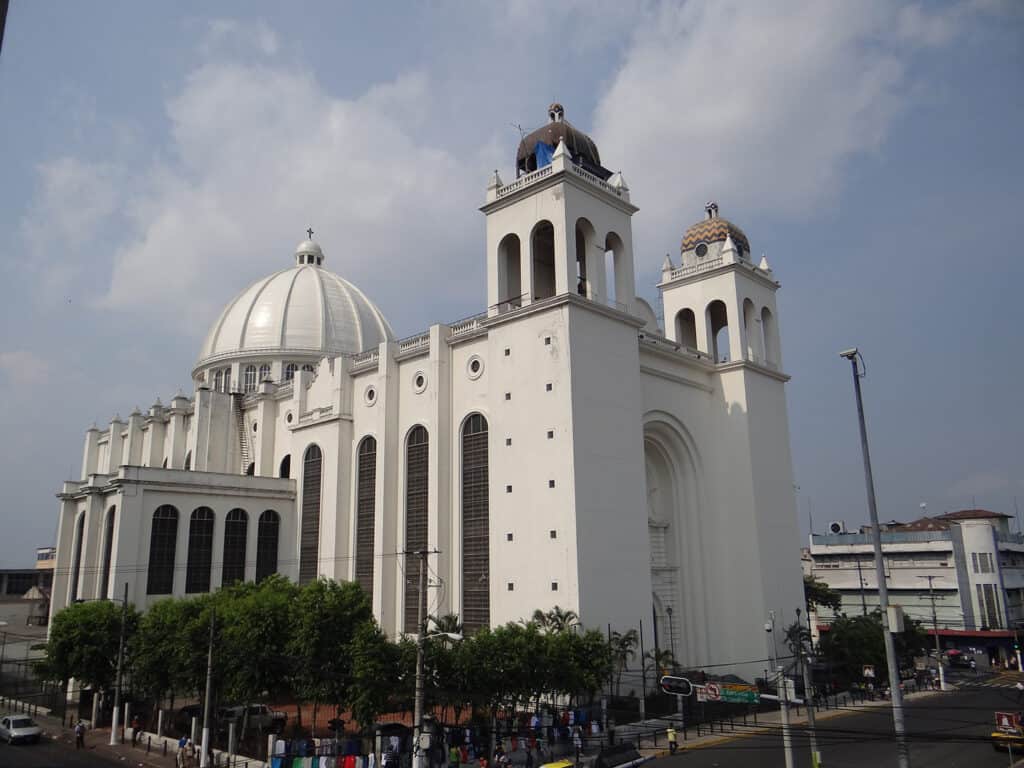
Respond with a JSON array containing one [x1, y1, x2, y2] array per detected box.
[[364, 385, 378, 406], [285, 412, 293, 424], [413, 372, 428, 394], [467, 355, 484, 380], [695, 242, 709, 258]]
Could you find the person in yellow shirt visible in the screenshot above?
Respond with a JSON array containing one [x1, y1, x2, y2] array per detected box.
[[666, 726, 677, 754]]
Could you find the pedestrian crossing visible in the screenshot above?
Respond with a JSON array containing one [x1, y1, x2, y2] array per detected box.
[[958, 679, 1017, 689]]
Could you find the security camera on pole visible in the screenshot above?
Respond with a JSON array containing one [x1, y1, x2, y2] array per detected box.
[[840, 348, 911, 768]]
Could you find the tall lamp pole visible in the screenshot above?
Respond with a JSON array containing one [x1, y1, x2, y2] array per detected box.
[[109, 582, 128, 746], [840, 348, 911, 768], [200, 608, 216, 768]]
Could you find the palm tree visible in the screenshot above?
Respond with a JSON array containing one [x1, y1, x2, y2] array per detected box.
[[545, 606, 579, 633], [644, 647, 676, 677], [429, 613, 463, 636], [609, 629, 639, 696]]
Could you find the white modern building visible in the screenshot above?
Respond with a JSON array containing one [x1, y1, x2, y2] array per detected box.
[[50, 103, 803, 677], [807, 509, 1024, 636]]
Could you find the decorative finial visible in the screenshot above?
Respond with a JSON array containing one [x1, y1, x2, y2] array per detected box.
[[705, 201, 719, 220], [306, 227, 314, 240]]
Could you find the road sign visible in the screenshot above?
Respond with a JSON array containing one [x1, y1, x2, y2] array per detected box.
[[705, 683, 721, 701], [659, 675, 693, 696], [719, 683, 760, 704], [996, 711, 1022, 735]]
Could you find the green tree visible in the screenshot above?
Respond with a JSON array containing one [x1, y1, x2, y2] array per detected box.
[[350, 622, 402, 729], [818, 611, 927, 683], [429, 613, 463, 635], [804, 574, 842, 613], [609, 629, 639, 696], [43, 600, 139, 694], [133, 597, 193, 715], [530, 606, 579, 633], [287, 579, 375, 734], [643, 647, 676, 676]]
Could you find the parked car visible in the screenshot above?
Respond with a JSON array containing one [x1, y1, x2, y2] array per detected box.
[[218, 704, 287, 733], [0, 714, 42, 744]]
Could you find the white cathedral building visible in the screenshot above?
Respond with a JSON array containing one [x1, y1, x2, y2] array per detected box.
[[51, 104, 803, 675]]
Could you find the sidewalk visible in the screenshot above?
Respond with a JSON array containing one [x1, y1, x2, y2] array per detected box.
[[626, 688, 945, 757], [0, 693, 265, 767]]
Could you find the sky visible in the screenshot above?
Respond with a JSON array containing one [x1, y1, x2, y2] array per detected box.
[[0, 1, 1022, 567]]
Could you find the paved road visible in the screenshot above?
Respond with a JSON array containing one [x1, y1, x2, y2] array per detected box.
[[0, 738, 121, 767], [665, 684, 1023, 767]]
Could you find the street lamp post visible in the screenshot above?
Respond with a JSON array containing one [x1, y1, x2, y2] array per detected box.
[[919, 575, 946, 692], [840, 348, 911, 768], [110, 583, 129, 745]]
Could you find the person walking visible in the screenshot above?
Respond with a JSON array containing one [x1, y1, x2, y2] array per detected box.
[[74, 720, 86, 749], [666, 726, 677, 755], [970, 658, 977, 675], [450, 743, 461, 768], [131, 714, 141, 747], [573, 725, 583, 763], [1015, 681, 1024, 702]]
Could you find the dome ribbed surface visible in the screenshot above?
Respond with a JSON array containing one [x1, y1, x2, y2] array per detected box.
[[197, 264, 394, 364], [680, 217, 750, 255]]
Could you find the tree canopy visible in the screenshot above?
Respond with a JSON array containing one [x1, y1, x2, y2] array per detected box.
[[803, 574, 842, 613]]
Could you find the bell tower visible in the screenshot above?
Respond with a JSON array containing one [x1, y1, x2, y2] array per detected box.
[[658, 202, 782, 370], [481, 104, 638, 317]]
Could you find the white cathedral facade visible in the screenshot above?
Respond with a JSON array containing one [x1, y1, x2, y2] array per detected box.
[[51, 104, 803, 676]]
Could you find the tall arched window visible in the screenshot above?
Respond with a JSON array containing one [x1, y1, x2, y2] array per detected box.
[[761, 306, 778, 367], [214, 370, 223, 391], [404, 425, 429, 633], [355, 437, 377, 596], [99, 506, 116, 599], [256, 510, 280, 582], [184, 450, 192, 471], [68, 512, 86, 602], [497, 233, 522, 310], [284, 363, 297, 382], [258, 363, 271, 383], [707, 300, 730, 363], [279, 454, 291, 479], [675, 309, 698, 350], [222, 509, 248, 585], [530, 221, 556, 301], [185, 507, 215, 593], [461, 414, 490, 633], [243, 365, 257, 393], [299, 445, 323, 584], [147, 505, 178, 595], [222, 367, 231, 392], [301, 363, 315, 374]]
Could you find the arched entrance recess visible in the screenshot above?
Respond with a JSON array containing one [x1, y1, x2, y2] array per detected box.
[[643, 412, 711, 668]]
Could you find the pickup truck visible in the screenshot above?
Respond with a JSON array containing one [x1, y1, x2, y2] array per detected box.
[[218, 704, 287, 733]]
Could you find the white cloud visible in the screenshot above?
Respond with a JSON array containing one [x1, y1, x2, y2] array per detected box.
[[201, 19, 279, 57], [592, 0, 973, 261]]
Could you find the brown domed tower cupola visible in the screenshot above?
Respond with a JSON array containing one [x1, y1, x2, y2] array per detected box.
[[516, 103, 609, 179]]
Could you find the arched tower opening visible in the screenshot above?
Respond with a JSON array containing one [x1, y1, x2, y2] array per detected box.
[[497, 234, 522, 309], [743, 298, 763, 362], [531, 221, 556, 301], [575, 218, 597, 298], [675, 309, 698, 351], [706, 300, 730, 363], [762, 306, 779, 367]]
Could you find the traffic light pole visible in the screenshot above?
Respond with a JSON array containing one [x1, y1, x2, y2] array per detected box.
[[919, 576, 946, 691]]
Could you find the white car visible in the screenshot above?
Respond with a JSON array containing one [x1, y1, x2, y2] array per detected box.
[[0, 714, 42, 744]]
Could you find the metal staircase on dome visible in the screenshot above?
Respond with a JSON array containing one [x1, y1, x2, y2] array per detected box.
[[232, 393, 251, 474]]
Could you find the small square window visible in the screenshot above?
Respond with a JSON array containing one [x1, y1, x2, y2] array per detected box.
[[551, 582, 559, 591], [548, 480, 555, 488], [506, 485, 513, 493], [506, 532, 513, 542], [507, 582, 515, 591], [545, 383, 552, 392], [506, 437, 512, 446], [546, 430, 554, 439], [550, 530, 557, 539], [505, 392, 512, 400], [544, 337, 551, 345], [504, 348, 511, 357]]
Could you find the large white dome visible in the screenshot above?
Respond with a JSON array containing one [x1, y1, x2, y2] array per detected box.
[[196, 240, 394, 368]]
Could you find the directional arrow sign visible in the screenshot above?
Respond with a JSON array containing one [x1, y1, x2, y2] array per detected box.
[[659, 675, 693, 696]]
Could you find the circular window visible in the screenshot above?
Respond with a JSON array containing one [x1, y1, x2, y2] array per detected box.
[[364, 385, 378, 406], [695, 242, 709, 258], [285, 412, 293, 424], [413, 372, 428, 394], [467, 355, 484, 380], [252, 422, 258, 433]]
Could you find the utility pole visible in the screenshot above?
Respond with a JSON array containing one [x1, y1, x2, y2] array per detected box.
[[109, 582, 128, 745], [918, 576, 946, 692], [412, 549, 429, 768], [855, 557, 868, 615], [796, 608, 821, 768], [766, 612, 795, 768], [841, 348, 911, 768], [200, 608, 216, 768]]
